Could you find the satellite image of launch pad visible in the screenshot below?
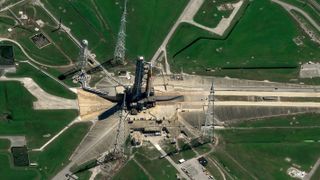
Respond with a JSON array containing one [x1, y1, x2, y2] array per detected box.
[[1, 0, 320, 179]]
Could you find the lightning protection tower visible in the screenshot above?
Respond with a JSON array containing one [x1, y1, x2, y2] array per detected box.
[[74, 39, 90, 87], [112, 0, 128, 65], [201, 82, 215, 141]]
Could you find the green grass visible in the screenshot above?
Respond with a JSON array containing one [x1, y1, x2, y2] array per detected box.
[[0, 81, 78, 148], [0, 3, 79, 67], [0, 153, 40, 180], [168, 0, 320, 82], [6, 62, 76, 99], [204, 157, 225, 180], [0, 16, 16, 26], [42, 0, 115, 62], [210, 150, 252, 179], [6, 3, 75, 66], [0, 122, 90, 180], [0, 139, 10, 150], [30, 122, 91, 179], [171, 139, 197, 163], [223, 143, 320, 179], [125, 0, 188, 60], [113, 160, 149, 180], [0, 41, 28, 60], [217, 128, 320, 143], [114, 141, 178, 180], [7, 26, 71, 66], [311, 165, 320, 180], [134, 153, 177, 180], [76, 170, 92, 180], [233, 113, 320, 127], [132, 141, 161, 159], [280, 0, 320, 25], [194, 143, 212, 155], [212, 114, 320, 179], [43, 0, 188, 62]]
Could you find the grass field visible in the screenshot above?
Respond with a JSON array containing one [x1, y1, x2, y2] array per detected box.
[[113, 160, 149, 180], [29, 122, 91, 179], [114, 142, 178, 180], [76, 170, 92, 180], [0, 123, 90, 180], [0, 139, 10, 150], [6, 3, 78, 66], [168, 0, 320, 82], [6, 62, 77, 99], [0, 81, 78, 148], [212, 114, 320, 179], [42, 0, 188, 63], [194, 0, 236, 28], [209, 149, 253, 179], [171, 139, 197, 163], [234, 113, 320, 127], [204, 157, 225, 180], [134, 153, 177, 180], [224, 143, 320, 179], [281, 0, 320, 25], [0, 154, 40, 180], [311, 165, 320, 180]]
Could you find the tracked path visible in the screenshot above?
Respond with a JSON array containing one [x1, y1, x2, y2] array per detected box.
[[272, 0, 320, 31], [0, 38, 74, 68]]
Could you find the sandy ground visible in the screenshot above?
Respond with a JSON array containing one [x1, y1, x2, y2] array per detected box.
[[0, 136, 26, 147], [77, 89, 114, 120]]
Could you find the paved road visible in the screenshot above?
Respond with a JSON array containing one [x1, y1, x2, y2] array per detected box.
[[0, 38, 73, 68], [53, 117, 118, 180], [32, 117, 81, 151], [216, 90, 320, 97], [304, 158, 320, 180], [183, 101, 320, 108], [150, 0, 205, 73], [0, 77, 78, 109], [150, 0, 245, 73], [149, 139, 190, 180], [182, 0, 244, 36], [183, 89, 320, 97]]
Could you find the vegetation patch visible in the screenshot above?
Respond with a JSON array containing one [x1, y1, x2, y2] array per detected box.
[[212, 114, 320, 179], [0, 81, 78, 148], [29, 122, 91, 179], [168, 0, 320, 82], [0, 154, 39, 180], [194, 0, 237, 28], [11, 146, 29, 167], [6, 62, 76, 99], [0, 139, 11, 150]]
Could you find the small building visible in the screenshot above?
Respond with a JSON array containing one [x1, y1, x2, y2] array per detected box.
[[0, 45, 16, 73], [143, 127, 161, 136], [178, 159, 185, 164], [131, 131, 143, 146]]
